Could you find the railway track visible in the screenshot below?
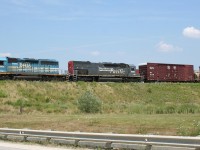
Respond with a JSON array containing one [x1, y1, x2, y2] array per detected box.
[[0, 128, 200, 149]]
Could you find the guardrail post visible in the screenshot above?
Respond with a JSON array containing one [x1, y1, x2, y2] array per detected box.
[[146, 144, 152, 150], [75, 139, 79, 147], [1, 134, 8, 140], [105, 142, 112, 149], [23, 136, 28, 142], [46, 137, 51, 143]]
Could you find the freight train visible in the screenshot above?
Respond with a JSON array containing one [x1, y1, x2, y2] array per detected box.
[[0, 56, 197, 82]]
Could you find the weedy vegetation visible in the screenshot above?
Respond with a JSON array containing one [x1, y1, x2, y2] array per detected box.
[[0, 80, 200, 135]]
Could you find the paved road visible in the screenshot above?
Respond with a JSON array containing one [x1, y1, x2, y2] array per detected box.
[[0, 141, 89, 150]]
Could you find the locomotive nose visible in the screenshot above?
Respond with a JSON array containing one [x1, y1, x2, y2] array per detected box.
[[68, 61, 74, 75]]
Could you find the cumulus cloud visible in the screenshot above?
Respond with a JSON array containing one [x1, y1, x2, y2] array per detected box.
[[90, 51, 100, 56], [156, 41, 182, 53], [0, 53, 11, 57], [183, 26, 200, 38]]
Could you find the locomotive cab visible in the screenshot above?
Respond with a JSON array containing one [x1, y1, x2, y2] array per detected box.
[[129, 65, 136, 77], [0, 57, 7, 72], [68, 61, 74, 75]]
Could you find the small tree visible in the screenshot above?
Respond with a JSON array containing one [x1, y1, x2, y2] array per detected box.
[[15, 99, 25, 114], [77, 91, 102, 113]]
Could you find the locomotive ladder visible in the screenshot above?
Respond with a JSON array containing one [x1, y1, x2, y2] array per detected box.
[[66, 74, 69, 81]]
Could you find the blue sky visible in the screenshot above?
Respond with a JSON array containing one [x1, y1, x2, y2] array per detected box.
[[0, 0, 200, 71]]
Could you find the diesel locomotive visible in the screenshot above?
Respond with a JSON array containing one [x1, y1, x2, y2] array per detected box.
[[0, 57, 65, 80], [67, 61, 140, 82]]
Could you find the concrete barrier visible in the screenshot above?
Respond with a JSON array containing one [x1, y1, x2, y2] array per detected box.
[[151, 145, 197, 150], [0, 134, 7, 140], [111, 143, 148, 150], [26, 137, 47, 143], [50, 138, 76, 146], [78, 141, 111, 149], [6, 135, 25, 142]]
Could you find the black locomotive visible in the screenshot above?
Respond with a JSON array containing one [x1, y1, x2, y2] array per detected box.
[[68, 61, 140, 82]]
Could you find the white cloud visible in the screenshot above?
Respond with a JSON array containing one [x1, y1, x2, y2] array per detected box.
[[90, 51, 100, 56], [0, 53, 11, 57], [183, 26, 200, 38], [156, 41, 182, 53]]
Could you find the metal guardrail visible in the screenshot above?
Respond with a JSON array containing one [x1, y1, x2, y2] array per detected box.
[[0, 128, 200, 149]]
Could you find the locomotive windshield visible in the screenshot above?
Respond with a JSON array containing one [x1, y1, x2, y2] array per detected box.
[[8, 57, 18, 63], [129, 65, 136, 71], [131, 67, 135, 71]]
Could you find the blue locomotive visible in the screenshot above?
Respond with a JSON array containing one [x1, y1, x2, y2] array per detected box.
[[0, 57, 65, 80]]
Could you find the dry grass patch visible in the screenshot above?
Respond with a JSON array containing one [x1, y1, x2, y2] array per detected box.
[[0, 114, 200, 136]]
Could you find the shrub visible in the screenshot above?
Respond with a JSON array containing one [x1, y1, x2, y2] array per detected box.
[[147, 88, 152, 93], [77, 91, 102, 113], [0, 90, 7, 98]]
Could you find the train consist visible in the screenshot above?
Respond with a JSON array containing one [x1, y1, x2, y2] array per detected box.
[[0, 56, 198, 82]]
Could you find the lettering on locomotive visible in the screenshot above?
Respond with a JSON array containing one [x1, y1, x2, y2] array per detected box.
[[99, 67, 125, 74], [19, 62, 31, 68]]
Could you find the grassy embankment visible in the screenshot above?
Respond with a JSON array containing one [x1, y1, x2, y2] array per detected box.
[[0, 80, 200, 136]]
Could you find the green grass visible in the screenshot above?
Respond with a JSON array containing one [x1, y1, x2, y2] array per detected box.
[[1, 81, 200, 114], [0, 90, 7, 98], [1, 81, 200, 136]]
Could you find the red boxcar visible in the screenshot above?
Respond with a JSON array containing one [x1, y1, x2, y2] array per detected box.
[[139, 63, 194, 82]]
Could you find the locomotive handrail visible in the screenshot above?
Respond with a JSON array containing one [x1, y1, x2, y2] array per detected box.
[[0, 128, 200, 149]]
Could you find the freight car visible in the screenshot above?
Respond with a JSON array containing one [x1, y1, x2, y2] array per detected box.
[[67, 61, 141, 82], [139, 62, 194, 82], [0, 57, 65, 80]]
